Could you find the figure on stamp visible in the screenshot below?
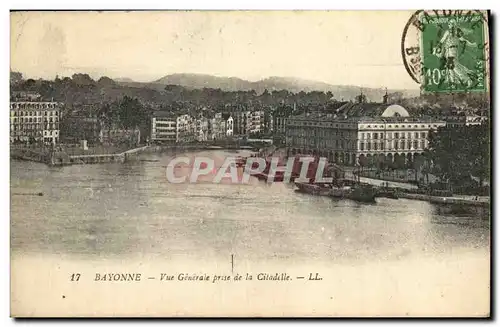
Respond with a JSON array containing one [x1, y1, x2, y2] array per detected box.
[[432, 18, 477, 88]]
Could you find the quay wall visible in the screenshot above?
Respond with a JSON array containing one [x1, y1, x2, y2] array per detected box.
[[144, 144, 256, 154], [400, 193, 489, 207], [11, 143, 261, 166], [68, 145, 151, 165]]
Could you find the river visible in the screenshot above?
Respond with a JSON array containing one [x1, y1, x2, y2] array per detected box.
[[10, 150, 491, 316]]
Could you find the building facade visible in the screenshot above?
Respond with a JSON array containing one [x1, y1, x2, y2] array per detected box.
[[150, 112, 196, 143], [231, 111, 251, 135], [176, 114, 195, 143], [286, 103, 446, 168], [195, 117, 209, 142], [151, 113, 177, 143], [249, 110, 264, 134], [10, 101, 63, 145], [223, 114, 234, 137]]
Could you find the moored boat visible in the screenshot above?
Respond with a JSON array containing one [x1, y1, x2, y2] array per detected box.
[[346, 184, 378, 203], [294, 181, 334, 196], [329, 186, 352, 198], [375, 187, 400, 199]]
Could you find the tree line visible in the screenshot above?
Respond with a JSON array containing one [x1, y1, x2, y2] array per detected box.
[[426, 122, 490, 193]]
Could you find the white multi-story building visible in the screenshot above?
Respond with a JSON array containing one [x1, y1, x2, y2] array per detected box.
[[249, 110, 264, 134], [151, 112, 177, 143], [286, 103, 446, 168], [10, 101, 63, 145], [176, 114, 195, 143], [151, 113, 195, 143], [195, 117, 209, 142], [223, 113, 234, 137]]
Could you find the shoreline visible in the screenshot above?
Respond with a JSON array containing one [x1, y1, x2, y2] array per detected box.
[[10, 143, 261, 166]]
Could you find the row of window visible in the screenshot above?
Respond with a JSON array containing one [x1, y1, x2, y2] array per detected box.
[[288, 138, 356, 150], [287, 130, 429, 140], [360, 124, 440, 129], [287, 137, 428, 151], [11, 131, 43, 136], [10, 103, 59, 110], [296, 122, 356, 129], [11, 124, 59, 131], [11, 110, 59, 117], [290, 121, 442, 129], [359, 140, 426, 151], [361, 131, 428, 140], [287, 130, 355, 138], [11, 117, 59, 123]]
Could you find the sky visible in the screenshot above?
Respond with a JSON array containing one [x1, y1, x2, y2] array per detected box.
[[10, 10, 420, 89]]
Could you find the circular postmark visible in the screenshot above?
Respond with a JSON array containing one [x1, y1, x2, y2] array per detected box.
[[401, 10, 489, 93]]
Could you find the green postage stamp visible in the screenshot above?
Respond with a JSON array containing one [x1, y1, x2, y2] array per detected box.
[[420, 12, 488, 93]]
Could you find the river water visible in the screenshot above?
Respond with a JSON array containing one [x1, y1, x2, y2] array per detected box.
[[10, 150, 491, 316]]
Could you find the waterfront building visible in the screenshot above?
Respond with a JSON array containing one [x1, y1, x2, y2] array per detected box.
[[208, 113, 221, 140], [222, 113, 234, 137], [209, 112, 234, 139], [249, 110, 264, 134], [176, 114, 196, 143], [229, 110, 264, 136], [151, 112, 177, 143], [285, 100, 446, 168], [231, 110, 251, 135], [150, 112, 196, 143], [273, 115, 287, 138], [10, 101, 63, 145], [195, 117, 209, 142]]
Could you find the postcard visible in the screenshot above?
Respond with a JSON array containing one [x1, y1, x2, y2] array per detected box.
[[10, 10, 490, 317]]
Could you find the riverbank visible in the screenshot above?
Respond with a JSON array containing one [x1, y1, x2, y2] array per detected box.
[[11, 145, 151, 166], [143, 143, 256, 154], [10, 143, 264, 166]]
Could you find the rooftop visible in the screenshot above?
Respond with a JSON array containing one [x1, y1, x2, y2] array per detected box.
[[288, 112, 445, 124], [152, 110, 177, 119]]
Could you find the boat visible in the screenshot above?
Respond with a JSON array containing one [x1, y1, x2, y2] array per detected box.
[[329, 185, 353, 198], [346, 184, 378, 203], [376, 187, 400, 199], [294, 181, 335, 196]]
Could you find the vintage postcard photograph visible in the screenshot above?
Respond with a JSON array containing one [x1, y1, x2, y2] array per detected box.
[[9, 10, 491, 317]]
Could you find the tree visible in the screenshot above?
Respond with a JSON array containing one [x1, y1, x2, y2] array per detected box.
[[355, 93, 367, 104], [72, 73, 96, 86], [10, 71, 23, 85], [118, 96, 148, 129], [427, 124, 490, 192], [97, 76, 116, 87]]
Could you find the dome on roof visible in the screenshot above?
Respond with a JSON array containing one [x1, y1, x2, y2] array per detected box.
[[381, 104, 410, 117]]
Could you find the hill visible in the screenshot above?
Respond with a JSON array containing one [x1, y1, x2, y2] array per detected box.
[[129, 73, 421, 101]]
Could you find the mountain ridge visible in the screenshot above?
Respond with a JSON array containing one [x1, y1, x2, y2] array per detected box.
[[143, 73, 421, 101]]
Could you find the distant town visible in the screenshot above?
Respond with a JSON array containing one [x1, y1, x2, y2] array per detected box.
[[9, 71, 490, 195]]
